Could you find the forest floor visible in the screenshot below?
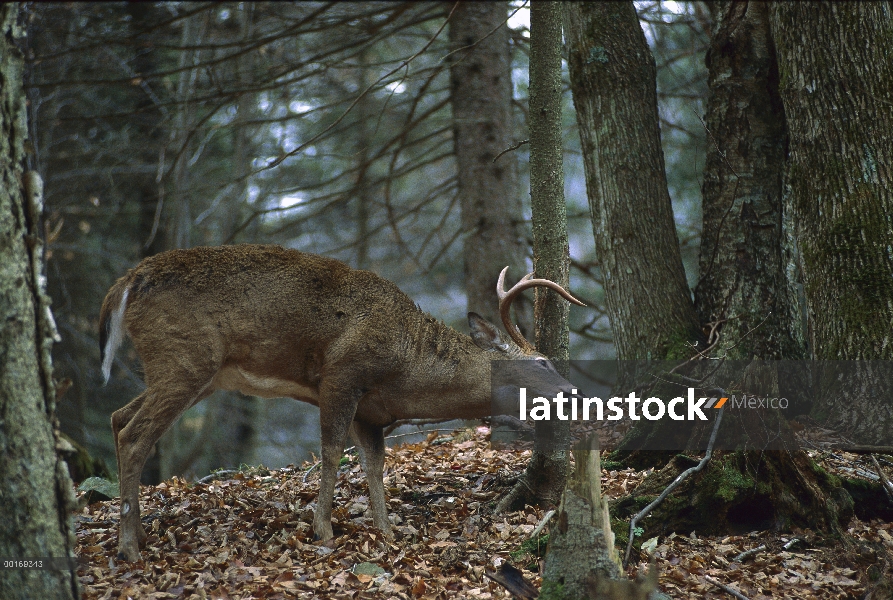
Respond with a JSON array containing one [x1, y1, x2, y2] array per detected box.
[[74, 425, 891, 599]]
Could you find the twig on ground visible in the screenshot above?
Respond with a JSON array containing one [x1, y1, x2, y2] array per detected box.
[[530, 509, 556, 539], [385, 428, 460, 441], [198, 470, 239, 484], [837, 445, 893, 455], [302, 462, 320, 483], [302, 444, 368, 483], [706, 575, 751, 600], [733, 544, 766, 562], [783, 538, 801, 550]]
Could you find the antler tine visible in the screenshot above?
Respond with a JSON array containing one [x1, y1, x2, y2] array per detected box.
[[496, 267, 586, 352], [497, 267, 510, 301], [513, 276, 586, 307], [497, 267, 534, 300], [497, 268, 534, 351]]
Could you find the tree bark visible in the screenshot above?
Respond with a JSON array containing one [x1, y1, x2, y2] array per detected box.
[[541, 437, 660, 600], [563, 1, 704, 363], [0, 5, 78, 598], [677, 2, 844, 540], [563, 2, 853, 545], [770, 2, 893, 443], [497, 0, 572, 514], [605, 1, 888, 561], [610, 362, 852, 562], [448, 1, 530, 333], [694, 1, 804, 360]]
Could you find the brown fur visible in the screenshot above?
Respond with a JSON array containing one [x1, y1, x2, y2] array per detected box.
[[101, 244, 576, 561]]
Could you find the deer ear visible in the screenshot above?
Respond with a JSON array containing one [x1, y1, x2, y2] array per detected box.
[[468, 312, 510, 352]]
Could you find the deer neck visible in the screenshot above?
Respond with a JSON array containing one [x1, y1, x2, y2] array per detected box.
[[393, 311, 494, 420]]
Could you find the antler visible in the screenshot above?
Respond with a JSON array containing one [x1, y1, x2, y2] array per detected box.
[[497, 267, 586, 352]]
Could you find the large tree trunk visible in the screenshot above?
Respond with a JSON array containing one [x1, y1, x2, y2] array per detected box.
[[563, 0, 702, 465], [497, 0, 572, 514], [694, 1, 804, 361], [0, 6, 78, 598], [448, 1, 530, 334], [770, 2, 893, 444], [564, 1, 853, 547], [563, 1, 704, 364], [679, 1, 843, 537]]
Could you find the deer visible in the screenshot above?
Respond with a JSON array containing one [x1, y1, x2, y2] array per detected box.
[[99, 244, 584, 561]]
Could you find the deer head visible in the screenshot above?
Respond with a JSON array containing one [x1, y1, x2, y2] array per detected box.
[[99, 244, 583, 561]]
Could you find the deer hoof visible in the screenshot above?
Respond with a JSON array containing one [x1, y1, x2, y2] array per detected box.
[[374, 521, 395, 540], [116, 547, 142, 562], [312, 517, 334, 543]]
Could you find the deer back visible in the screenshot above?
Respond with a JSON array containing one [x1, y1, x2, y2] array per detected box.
[[99, 245, 495, 420]]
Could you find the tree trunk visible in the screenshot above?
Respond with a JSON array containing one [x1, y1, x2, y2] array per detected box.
[[158, 10, 207, 480], [0, 6, 77, 598], [694, 1, 804, 361], [669, 2, 844, 540], [610, 362, 852, 558], [170, 11, 202, 251], [770, 2, 893, 444], [497, 0, 572, 514], [563, 1, 853, 548], [564, 0, 702, 466], [126, 2, 169, 485], [541, 437, 660, 600], [563, 1, 704, 364], [355, 44, 374, 271], [448, 1, 530, 334]]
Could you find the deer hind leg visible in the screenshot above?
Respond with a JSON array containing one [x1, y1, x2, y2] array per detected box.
[[349, 421, 391, 537], [312, 381, 363, 543], [113, 371, 214, 562], [111, 392, 147, 519]]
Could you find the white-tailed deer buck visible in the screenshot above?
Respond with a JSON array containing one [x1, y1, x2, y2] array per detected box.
[[100, 244, 583, 561]]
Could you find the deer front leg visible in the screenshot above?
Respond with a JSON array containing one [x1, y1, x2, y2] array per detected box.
[[313, 383, 362, 543], [350, 421, 392, 537]]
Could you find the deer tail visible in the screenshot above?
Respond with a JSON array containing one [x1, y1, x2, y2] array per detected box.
[[99, 276, 131, 384]]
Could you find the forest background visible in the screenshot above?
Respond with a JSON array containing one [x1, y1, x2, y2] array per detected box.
[[4, 1, 893, 597], [17, 0, 893, 495], [30, 1, 708, 483]]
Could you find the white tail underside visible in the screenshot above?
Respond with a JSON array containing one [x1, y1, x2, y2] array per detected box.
[[102, 287, 129, 384]]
